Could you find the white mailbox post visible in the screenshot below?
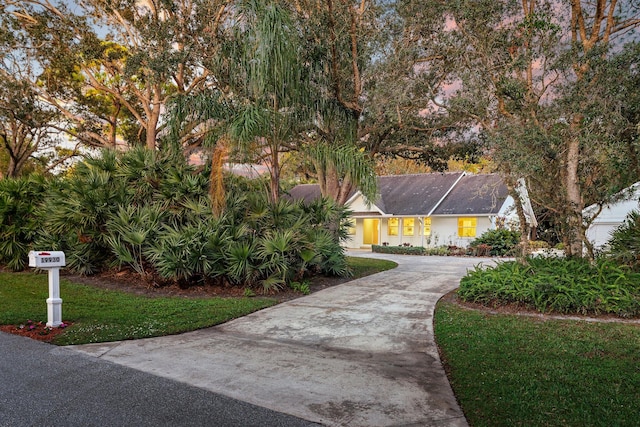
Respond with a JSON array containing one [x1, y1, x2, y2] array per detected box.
[[28, 251, 66, 327]]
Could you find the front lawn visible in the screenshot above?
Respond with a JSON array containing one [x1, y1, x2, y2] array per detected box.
[[0, 256, 397, 345], [435, 301, 640, 426], [0, 273, 276, 345], [347, 256, 397, 277]]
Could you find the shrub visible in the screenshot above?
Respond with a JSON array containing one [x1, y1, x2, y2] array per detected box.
[[469, 229, 520, 256], [372, 245, 427, 255], [425, 245, 450, 256], [2, 148, 351, 290], [104, 204, 169, 278], [36, 152, 131, 275], [606, 210, 640, 271], [143, 211, 233, 285], [309, 228, 350, 277], [528, 240, 550, 250], [258, 229, 303, 289], [458, 257, 640, 317], [0, 175, 49, 271]]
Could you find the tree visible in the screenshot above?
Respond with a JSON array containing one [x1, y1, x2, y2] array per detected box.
[[166, 0, 309, 206], [304, 141, 377, 205], [0, 78, 59, 178], [6, 0, 226, 149], [225, 0, 309, 203], [561, 0, 640, 256], [401, 0, 640, 257], [286, 0, 486, 204], [0, 19, 61, 178]]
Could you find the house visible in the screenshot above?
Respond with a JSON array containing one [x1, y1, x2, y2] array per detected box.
[[287, 172, 516, 249], [584, 182, 640, 250]]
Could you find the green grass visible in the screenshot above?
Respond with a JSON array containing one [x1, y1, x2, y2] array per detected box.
[[347, 256, 397, 277], [435, 301, 640, 427], [0, 256, 396, 346], [0, 273, 276, 345]]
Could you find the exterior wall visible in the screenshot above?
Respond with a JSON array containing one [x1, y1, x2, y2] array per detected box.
[[379, 217, 430, 248], [584, 185, 640, 249], [430, 216, 494, 247], [348, 195, 377, 213], [585, 223, 618, 250], [343, 215, 497, 248], [586, 201, 639, 249], [343, 217, 362, 249]]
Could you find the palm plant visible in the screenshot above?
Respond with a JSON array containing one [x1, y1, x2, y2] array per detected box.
[[164, 90, 232, 216], [0, 175, 48, 271], [305, 227, 351, 277], [104, 204, 166, 278], [157, 163, 209, 209], [145, 217, 229, 285], [247, 195, 307, 231], [37, 152, 130, 274], [165, 0, 310, 207], [257, 229, 302, 290], [606, 210, 640, 271], [227, 0, 310, 203], [302, 196, 354, 242], [115, 146, 171, 205], [225, 239, 260, 286]]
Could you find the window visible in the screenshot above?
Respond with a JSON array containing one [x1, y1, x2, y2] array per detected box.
[[403, 218, 415, 236], [388, 218, 399, 236], [342, 219, 356, 235], [458, 217, 477, 237], [423, 217, 431, 236]]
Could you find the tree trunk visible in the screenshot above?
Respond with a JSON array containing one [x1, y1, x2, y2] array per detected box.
[[336, 175, 354, 205], [7, 157, 20, 178], [145, 91, 162, 150], [269, 146, 280, 204], [506, 179, 530, 260], [565, 117, 584, 257], [209, 141, 227, 217], [314, 159, 356, 206], [324, 165, 340, 201]]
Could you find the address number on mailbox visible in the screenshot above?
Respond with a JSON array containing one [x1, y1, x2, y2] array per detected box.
[[28, 251, 66, 268]]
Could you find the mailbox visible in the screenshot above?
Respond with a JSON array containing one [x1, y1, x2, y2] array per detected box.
[[27, 250, 66, 327], [28, 251, 66, 268]]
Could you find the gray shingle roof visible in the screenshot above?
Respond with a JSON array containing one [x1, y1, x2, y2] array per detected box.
[[285, 184, 324, 204], [375, 172, 464, 215], [432, 174, 509, 215], [287, 173, 510, 216]]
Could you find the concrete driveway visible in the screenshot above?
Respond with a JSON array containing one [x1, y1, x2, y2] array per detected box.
[[72, 252, 492, 426]]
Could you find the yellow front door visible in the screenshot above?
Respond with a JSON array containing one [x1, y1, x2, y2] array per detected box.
[[363, 219, 379, 245]]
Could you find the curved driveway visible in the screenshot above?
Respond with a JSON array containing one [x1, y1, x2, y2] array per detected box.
[[73, 252, 493, 426]]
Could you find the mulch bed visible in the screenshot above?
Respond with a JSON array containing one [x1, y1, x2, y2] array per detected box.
[[0, 321, 73, 343], [440, 290, 640, 324], [58, 269, 352, 302]]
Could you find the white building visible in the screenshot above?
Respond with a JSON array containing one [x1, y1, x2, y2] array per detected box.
[[584, 182, 640, 250], [288, 172, 516, 249]]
